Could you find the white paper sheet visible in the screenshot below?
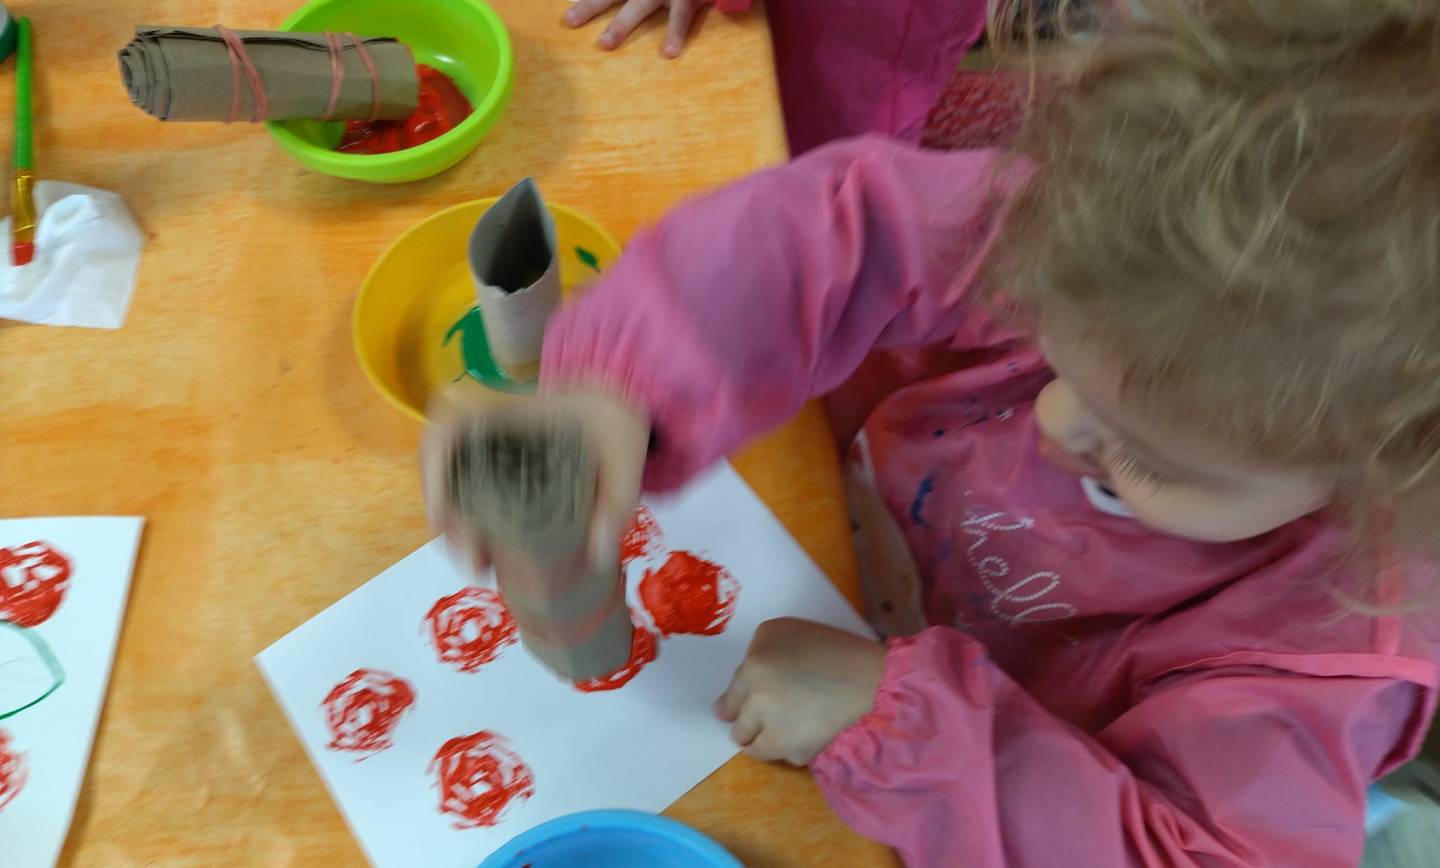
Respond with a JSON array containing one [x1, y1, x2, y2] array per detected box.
[[257, 462, 871, 867], [0, 517, 144, 868]]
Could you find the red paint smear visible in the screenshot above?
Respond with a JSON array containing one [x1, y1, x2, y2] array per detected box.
[[0, 729, 26, 813], [12, 242, 34, 266], [0, 541, 72, 627], [619, 506, 663, 565], [336, 65, 472, 155], [638, 550, 739, 637], [321, 669, 416, 755], [430, 730, 535, 828], [425, 587, 517, 673], [572, 620, 659, 693]]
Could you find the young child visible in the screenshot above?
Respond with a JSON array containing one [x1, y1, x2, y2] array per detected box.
[[432, 1, 1440, 863]]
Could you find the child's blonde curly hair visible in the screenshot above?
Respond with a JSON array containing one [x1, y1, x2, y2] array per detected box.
[[985, 0, 1440, 576]]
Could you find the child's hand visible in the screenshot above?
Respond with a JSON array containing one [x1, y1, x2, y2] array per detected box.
[[421, 387, 650, 572], [715, 618, 887, 766], [564, 0, 705, 58]]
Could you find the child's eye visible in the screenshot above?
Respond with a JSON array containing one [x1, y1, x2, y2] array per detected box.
[[1111, 443, 1170, 489]]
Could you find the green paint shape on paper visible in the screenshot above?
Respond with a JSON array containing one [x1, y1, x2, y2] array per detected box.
[[0, 620, 64, 720], [444, 307, 537, 395], [576, 246, 601, 273]]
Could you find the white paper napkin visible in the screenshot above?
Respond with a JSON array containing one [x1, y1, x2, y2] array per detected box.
[[0, 181, 144, 329]]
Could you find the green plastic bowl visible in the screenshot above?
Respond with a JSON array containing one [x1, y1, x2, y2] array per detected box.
[[266, 0, 514, 183]]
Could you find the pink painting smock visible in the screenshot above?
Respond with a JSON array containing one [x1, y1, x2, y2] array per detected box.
[[541, 137, 1440, 866], [718, 0, 988, 153]]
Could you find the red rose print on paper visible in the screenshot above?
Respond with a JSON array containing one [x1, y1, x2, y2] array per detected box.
[[620, 507, 663, 565], [0, 541, 73, 627], [321, 669, 415, 756], [572, 620, 659, 693], [430, 730, 534, 828], [0, 728, 25, 813], [638, 551, 739, 637], [425, 587, 518, 673]]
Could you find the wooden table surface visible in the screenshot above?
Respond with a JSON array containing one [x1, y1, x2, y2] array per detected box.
[[0, 2, 896, 865]]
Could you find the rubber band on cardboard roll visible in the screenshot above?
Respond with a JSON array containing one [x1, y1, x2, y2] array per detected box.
[[345, 32, 382, 121], [320, 32, 344, 121], [214, 25, 267, 123], [213, 27, 383, 124]]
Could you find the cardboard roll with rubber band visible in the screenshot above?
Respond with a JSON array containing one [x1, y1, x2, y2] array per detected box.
[[118, 26, 420, 122], [444, 408, 636, 683]]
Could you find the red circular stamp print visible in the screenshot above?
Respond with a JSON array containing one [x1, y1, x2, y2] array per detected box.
[[0, 541, 73, 628], [0, 729, 26, 813], [638, 550, 739, 637], [430, 730, 535, 828], [424, 587, 518, 673], [320, 669, 416, 756], [619, 507, 664, 565], [572, 620, 660, 693]]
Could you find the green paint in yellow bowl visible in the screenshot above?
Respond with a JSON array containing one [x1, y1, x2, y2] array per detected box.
[[266, 0, 514, 183], [354, 198, 622, 421]]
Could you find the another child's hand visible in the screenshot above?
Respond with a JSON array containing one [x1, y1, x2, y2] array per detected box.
[[421, 386, 650, 572], [715, 618, 886, 766], [564, 0, 707, 58]]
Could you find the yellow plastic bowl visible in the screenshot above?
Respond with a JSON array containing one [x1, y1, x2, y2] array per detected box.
[[354, 199, 622, 421]]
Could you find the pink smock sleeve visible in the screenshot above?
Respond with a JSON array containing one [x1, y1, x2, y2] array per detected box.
[[812, 626, 1424, 867], [542, 137, 1015, 490]]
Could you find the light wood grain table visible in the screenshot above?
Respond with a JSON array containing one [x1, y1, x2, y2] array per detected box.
[[0, 1, 897, 865]]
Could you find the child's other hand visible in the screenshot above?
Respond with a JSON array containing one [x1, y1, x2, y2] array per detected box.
[[715, 618, 886, 766], [421, 387, 650, 573], [564, 0, 704, 58]]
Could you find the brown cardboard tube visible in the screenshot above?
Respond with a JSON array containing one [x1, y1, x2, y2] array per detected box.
[[447, 411, 634, 682], [468, 178, 562, 381], [119, 26, 419, 122]]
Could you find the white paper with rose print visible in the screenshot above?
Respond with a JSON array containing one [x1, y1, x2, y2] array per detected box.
[[256, 462, 871, 867], [0, 517, 144, 868]]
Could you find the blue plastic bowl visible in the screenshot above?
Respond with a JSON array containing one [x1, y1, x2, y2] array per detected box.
[[479, 810, 742, 868]]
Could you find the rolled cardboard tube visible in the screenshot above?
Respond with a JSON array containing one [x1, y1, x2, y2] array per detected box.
[[119, 26, 419, 122], [467, 178, 562, 382], [447, 411, 633, 682]]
